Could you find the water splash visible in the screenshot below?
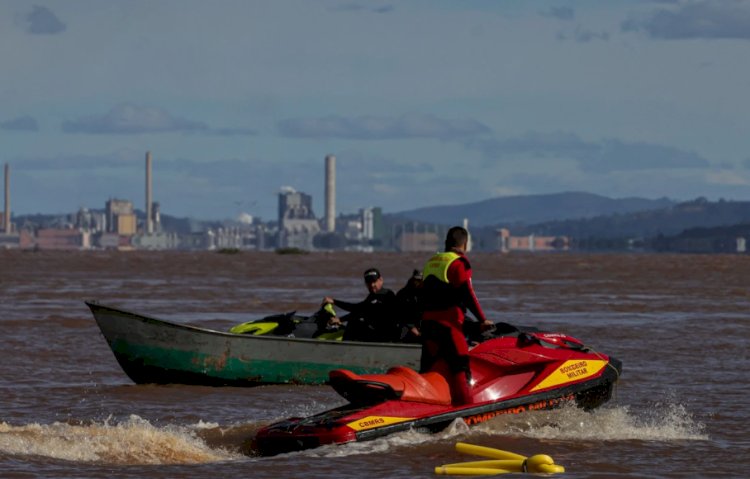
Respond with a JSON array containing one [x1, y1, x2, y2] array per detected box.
[[475, 402, 708, 441], [0, 415, 243, 465], [305, 417, 473, 458], [289, 401, 707, 459]]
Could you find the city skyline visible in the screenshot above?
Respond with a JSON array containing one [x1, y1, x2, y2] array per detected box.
[[2, 1, 750, 221]]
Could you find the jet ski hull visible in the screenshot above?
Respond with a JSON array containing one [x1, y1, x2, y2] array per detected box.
[[255, 362, 619, 456], [254, 330, 621, 456]]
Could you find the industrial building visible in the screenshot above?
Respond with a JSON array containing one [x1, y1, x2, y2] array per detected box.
[[3, 152, 398, 252], [277, 186, 320, 250], [497, 228, 569, 253]]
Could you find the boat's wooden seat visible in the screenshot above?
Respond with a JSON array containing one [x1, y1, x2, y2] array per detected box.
[[329, 366, 451, 405]]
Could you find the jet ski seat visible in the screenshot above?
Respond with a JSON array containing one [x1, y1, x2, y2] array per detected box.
[[329, 366, 451, 406]]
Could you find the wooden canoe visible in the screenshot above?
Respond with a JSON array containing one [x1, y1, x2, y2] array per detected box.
[[86, 301, 421, 386]]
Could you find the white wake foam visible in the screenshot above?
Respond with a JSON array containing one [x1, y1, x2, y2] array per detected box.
[[475, 402, 708, 441], [300, 401, 706, 458], [0, 415, 242, 465]]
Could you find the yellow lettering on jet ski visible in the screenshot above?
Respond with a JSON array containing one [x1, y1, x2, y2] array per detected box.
[[347, 416, 414, 431], [530, 360, 607, 392]]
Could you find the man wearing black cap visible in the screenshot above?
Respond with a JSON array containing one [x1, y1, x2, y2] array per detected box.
[[322, 268, 400, 342]]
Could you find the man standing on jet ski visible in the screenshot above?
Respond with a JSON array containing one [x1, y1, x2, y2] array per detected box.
[[420, 226, 494, 406], [322, 268, 401, 342]]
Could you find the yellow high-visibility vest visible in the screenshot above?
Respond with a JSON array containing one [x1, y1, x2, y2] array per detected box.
[[422, 252, 461, 284]]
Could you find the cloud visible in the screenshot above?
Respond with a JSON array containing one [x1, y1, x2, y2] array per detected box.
[[463, 131, 710, 172], [61, 104, 254, 136], [13, 151, 267, 180], [540, 7, 575, 21], [706, 170, 750, 186], [464, 131, 599, 160], [62, 104, 206, 134], [338, 150, 434, 176], [1, 116, 39, 131], [210, 127, 257, 136], [13, 151, 138, 171], [573, 27, 610, 42], [578, 139, 710, 172], [540, 6, 608, 42], [557, 25, 610, 42], [372, 5, 395, 14], [328, 3, 395, 14], [622, 1, 750, 40], [278, 113, 491, 140], [25, 6, 66, 35]]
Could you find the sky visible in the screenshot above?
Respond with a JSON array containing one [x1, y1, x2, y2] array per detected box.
[[2, 0, 749, 221]]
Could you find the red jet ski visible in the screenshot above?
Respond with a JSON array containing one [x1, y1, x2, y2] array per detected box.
[[254, 323, 622, 456]]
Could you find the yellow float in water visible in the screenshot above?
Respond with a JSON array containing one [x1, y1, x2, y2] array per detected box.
[[435, 442, 565, 475]]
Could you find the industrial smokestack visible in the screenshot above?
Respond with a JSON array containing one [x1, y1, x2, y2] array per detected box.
[[3, 163, 9, 234], [324, 154, 336, 232], [463, 217, 472, 252], [146, 151, 153, 234]]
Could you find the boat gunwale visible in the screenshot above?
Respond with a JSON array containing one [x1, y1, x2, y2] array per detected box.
[[85, 300, 421, 351]]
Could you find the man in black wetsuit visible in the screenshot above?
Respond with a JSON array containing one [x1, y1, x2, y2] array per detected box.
[[395, 269, 424, 343], [322, 268, 400, 342]]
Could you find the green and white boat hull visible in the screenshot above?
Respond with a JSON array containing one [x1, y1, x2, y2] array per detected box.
[[86, 301, 420, 386]]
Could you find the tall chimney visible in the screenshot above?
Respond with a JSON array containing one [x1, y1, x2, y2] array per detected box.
[[3, 163, 10, 234], [146, 151, 153, 234], [324, 154, 336, 232], [463, 217, 472, 252]]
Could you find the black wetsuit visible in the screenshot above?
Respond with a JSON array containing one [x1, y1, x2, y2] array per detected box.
[[333, 288, 399, 342], [395, 281, 423, 343]]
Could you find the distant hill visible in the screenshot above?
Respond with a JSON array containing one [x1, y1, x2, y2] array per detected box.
[[517, 198, 750, 239], [392, 192, 675, 227]]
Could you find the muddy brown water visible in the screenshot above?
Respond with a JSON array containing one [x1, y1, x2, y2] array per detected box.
[[1, 250, 747, 477]]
